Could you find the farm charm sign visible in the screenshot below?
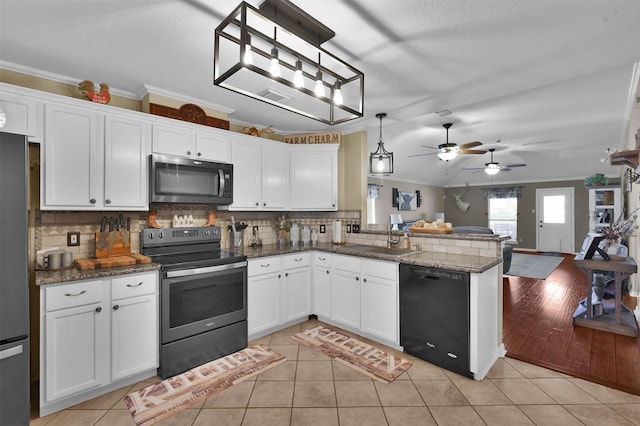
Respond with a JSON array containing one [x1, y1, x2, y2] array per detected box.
[[284, 131, 341, 145]]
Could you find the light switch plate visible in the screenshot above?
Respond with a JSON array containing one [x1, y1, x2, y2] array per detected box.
[[319, 224, 326, 233]]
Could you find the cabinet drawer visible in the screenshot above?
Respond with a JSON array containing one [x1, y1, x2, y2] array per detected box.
[[45, 280, 105, 311], [312, 252, 331, 267], [248, 257, 281, 276], [362, 259, 397, 281], [111, 272, 157, 300], [283, 252, 311, 269], [331, 254, 360, 272]]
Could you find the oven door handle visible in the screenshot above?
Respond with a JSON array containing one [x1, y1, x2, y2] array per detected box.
[[165, 261, 247, 278]]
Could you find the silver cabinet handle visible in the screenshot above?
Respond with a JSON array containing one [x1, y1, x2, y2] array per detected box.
[[89, 199, 96, 204], [355, 276, 359, 281], [261, 263, 270, 268], [126, 282, 143, 288], [65, 290, 86, 297], [186, 150, 191, 156], [318, 257, 327, 261], [95, 306, 102, 313], [113, 305, 119, 311], [197, 152, 202, 157], [326, 270, 329, 274], [105, 199, 111, 205], [294, 258, 302, 262]]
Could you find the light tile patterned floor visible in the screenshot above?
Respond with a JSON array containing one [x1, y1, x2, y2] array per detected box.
[[30, 320, 640, 425]]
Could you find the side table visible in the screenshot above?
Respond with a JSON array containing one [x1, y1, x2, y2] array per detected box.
[[573, 254, 638, 337]]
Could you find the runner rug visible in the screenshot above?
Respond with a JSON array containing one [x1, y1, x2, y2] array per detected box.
[[292, 326, 412, 383], [505, 252, 564, 280], [123, 345, 285, 426]]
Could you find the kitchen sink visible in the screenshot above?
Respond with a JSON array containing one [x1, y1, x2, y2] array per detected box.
[[337, 244, 416, 258]]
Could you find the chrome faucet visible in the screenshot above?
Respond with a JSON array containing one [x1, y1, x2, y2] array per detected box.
[[387, 225, 401, 248]]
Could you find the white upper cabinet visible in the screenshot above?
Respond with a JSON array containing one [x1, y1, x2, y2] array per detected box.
[[104, 115, 150, 209], [290, 145, 338, 210], [152, 123, 231, 163], [42, 103, 103, 209], [0, 87, 42, 141], [42, 103, 150, 211], [230, 135, 289, 210]]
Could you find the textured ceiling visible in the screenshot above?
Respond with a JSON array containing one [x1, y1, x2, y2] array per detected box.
[[1, 0, 639, 186]]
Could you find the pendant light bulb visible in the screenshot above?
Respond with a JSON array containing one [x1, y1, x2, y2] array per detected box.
[[333, 81, 343, 105], [242, 34, 253, 65], [293, 59, 304, 88], [314, 70, 325, 97], [269, 47, 281, 78]]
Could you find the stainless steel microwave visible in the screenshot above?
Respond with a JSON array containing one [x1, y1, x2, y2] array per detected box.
[[149, 154, 233, 204]]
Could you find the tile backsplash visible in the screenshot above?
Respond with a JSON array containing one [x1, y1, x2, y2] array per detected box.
[[34, 206, 361, 260]]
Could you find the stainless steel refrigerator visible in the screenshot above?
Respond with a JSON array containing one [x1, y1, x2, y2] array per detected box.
[[0, 132, 30, 425]]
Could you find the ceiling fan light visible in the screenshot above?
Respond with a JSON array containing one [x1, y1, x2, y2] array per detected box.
[[437, 148, 458, 161], [484, 163, 500, 175]]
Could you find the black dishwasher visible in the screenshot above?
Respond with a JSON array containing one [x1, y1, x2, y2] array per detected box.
[[399, 263, 472, 378]]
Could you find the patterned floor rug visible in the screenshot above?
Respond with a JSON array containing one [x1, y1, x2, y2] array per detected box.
[[292, 325, 412, 383], [123, 345, 285, 426], [506, 253, 564, 279]]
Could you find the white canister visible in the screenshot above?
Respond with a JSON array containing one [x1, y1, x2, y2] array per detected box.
[[290, 223, 300, 247], [332, 220, 342, 244], [301, 226, 310, 244]]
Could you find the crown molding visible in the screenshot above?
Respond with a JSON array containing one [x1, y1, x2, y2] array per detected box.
[[136, 84, 236, 114], [0, 60, 139, 100]]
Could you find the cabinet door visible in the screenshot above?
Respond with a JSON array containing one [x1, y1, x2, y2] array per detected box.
[[290, 149, 337, 210], [331, 268, 361, 330], [230, 139, 261, 209], [261, 144, 289, 209], [312, 266, 331, 319], [152, 124, 195, 157], [361, 275, 398, 344], [104, 115, 150, 210], [111, 294, 158, 381], [284, 267, 311, 322], [43, 103, 102, 209], [0, 91, 41, 140], [248, 273, 281, 336], [45, 303, 108, 402], [196, 131, 231, 163]]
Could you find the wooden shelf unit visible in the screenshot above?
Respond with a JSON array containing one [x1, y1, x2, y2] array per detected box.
[[573, 254, 638, 337], [610, 149, 640, 168]]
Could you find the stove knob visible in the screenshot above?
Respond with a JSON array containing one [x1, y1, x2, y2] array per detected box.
[[159, 232, 164, 238], [148, 233, 153, 239]]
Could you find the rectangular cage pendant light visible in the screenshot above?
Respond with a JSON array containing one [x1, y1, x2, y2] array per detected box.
[[214, 0, 364, 125]]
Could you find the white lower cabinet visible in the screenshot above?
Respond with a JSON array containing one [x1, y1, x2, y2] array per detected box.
[[248, 257, 282, 338], [330, 254, 362, 330], [360, 259, 399, 344], [311, 252, 331, 320], [40, 271, 158, 416], [283, 253, 311, 322]]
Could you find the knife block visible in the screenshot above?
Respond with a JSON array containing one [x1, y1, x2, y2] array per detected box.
[[95, 231, 132, 258]]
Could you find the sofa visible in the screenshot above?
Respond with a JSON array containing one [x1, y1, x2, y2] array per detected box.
[[452, 226, 512, 274]]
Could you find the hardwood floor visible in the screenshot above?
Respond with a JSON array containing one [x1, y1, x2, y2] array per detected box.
[[503, 252, 640, 396]]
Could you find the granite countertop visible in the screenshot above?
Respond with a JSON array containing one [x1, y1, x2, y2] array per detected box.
[[35, 263, 161, 286], [244, 242, 501, 274]]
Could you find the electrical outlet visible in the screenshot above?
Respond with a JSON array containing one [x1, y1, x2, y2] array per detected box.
[[346, 224, 352, 233], [67, 231, 80, 247], [319, 224, 326, 233], [252, 226, 259, 235]]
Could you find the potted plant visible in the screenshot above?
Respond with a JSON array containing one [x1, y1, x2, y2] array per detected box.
[[271, 215, 291, 246], [584, 173, 609, 187]]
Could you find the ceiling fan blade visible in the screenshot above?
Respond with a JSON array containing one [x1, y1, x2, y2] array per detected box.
[[460, 167, 484, 171], [460, 141, 483, 149], [502, 163, 526, 168], [408, 152, 437, 158], [459, 149, 487, 155], [420, 145, 440, 150]]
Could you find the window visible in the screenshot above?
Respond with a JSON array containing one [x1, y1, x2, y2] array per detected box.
[[488, 197, 517, 242]]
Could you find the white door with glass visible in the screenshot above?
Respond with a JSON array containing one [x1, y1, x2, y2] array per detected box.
[[536, 188, 574, 253]]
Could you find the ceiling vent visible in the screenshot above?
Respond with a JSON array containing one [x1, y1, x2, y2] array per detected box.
[[256, 87, 292, 104], [436, 109, 453, 117]]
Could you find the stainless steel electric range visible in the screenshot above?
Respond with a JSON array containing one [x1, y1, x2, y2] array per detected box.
[[141, 226, 247, 379]]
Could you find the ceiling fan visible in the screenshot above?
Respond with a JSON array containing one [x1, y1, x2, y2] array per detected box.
[[409, 123, 487, 161], [462, 148, 527, 175]]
